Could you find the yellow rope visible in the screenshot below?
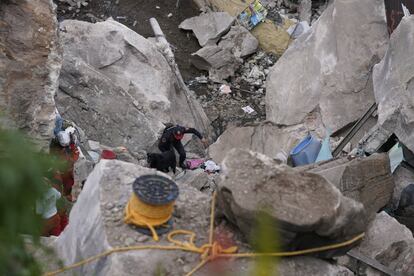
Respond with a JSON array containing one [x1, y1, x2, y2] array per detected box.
[[124, 194, 175, 241], [44, 191, 365, 276]]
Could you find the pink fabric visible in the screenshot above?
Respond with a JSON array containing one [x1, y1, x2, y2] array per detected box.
[[186, 159, 205, 170]]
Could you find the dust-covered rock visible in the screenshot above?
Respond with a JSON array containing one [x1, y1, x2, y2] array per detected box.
[[266, 0, 389, 133], [217, 148, 366, 257], [0, 0, 62, 150]]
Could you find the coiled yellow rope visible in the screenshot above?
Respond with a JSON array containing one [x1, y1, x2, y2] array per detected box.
[[124, 194, 175, 241], [44, 191, 365, 276]]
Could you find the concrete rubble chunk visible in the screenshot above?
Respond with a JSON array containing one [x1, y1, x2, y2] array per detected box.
[[215, 256, 354, 276], [217, 148, 366, 256], [374, 16, 414, 153], [191, 45, 242, 81], [338, 211, 414, 275], [51, 160, 212, 275], [179, 12, 235, 47], [0, 0, 62, 150], [56, 19, 210, 154], [391, 165, 414, 210], [266, 0, 389, 134], [304, 153, 394, 220], [191, 25, 258, 81], [219, 26, 258, 58], [208, 122, 318, 163]]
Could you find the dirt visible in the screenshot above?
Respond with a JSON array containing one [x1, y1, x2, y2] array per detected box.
[[55, 0, 203, 81]]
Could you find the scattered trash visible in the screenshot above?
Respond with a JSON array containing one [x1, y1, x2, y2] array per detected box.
[[156, 6, 160, 9], [116, 16, 127, 20], [315, 129, 333, 163], [133, 20, 137, 27], [101, 149, 117, 160], [203, 160, 220, 173], [167, 13, 173, 18], [290, 134, 321, 167], [219, 84, 232, 95], [195, 75, 208, 84], [237, 0, 268, 30], [241, 106, 255, 114], [186, 159, 205, 170]]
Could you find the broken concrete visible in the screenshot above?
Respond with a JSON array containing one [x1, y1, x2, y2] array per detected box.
[[191, 45, 242, 82], [391, 165, 414, 210], [266, 0, 389, 134], [56, 19, 210, 154], [204, 256, 354, 276], [338, 211, 414, 275], [219, 26, 259, 58], [191, 25, 258, 81], [52, 160, 212, 275], [304, 154, 394, 220], [179, 12, 235, 47], [0, 0, 62, 150], [217, 148, 366, 256], [56, 57, 161, 155], [374, 16, 414, 152], [208, 122, 318, 163]]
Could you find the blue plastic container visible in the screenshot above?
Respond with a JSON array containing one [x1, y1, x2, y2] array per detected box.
[[290, 135, 322, 167]]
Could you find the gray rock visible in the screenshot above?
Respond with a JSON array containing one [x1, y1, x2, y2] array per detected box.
[[219, 26, 258, 58], [56, 57, 161, 154], [338, 212, 414, 276], [217, 148, 366, 256], [304, 154, 394, 220], [191, 26, 258, 82], [179, 12, 235, 47], [391, 165, 414, 209], [212, 256, 354, 276], [351, 124, 392, 156], [0, 0, 62, 150], [208, 122, 324, 164], [266, 0, 388, 134], [73, 156, 94, 186], [52, 160, 211, 275], [56, 19, 209, 153], [374, 16, 414, 152], [191, 45, 242, 81]]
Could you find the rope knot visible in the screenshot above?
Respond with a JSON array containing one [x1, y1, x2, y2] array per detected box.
[[201, 242, 238, 262]]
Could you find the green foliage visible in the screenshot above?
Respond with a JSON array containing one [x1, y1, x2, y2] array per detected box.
[[0, 129, 58, 276], [250, 211, 280, 276]]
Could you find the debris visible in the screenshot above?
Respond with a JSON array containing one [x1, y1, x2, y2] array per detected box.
[[179, 12, 235, 47], [315, 130, 333, 163], [116, 16, 127, 20], [286, 21, 310, 38], [305, 153, 394, 220], [289, 134, 321, 166], [167, 13, 173, 18], [241, 105, 255, 114], [156, 6, 160, 9], [337, 212, 414, 275], [195, 75, 208, 83], [298, 0, 312, 24], [217, 148, 366, 256], [203, 160, 220, 173], [185, 159, 205, 170], [389, 143, 404, 173], [237, 0, 267, 30], [219, 84, 232, 94], [218, 26, 258, 58], [132, 20, 137, 27], [266, 0, 389, 134], [374, 16, 414, 152]]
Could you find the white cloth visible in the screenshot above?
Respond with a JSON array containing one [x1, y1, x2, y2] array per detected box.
[[204, 160, 220, 172], [36, 187, 61, 219]]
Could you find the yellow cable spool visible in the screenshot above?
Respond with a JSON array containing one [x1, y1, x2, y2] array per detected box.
[[124, 175, 179, 241]]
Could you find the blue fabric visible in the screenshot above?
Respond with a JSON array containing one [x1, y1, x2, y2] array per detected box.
[[54, 114, 64, 136], [315, 131, 333, 163]]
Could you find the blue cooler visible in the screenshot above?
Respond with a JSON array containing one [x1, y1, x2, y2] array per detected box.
[[290, 135, 322, 167]]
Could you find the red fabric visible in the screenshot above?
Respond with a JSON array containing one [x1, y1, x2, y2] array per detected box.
[[57, 142, 79, 198], [42, 213, 62, 236], [59, 213, 69, 231], [174, 133, 184, 140], [101, 149, 117, 159]]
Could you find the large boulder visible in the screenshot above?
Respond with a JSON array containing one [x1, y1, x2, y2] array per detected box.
[[56, 19, 210, 153], [52, 160, 212, 275], [304, 154, 394, 220], [0, 0, 61, 150], [179, 12, 235, 47], [266, 0, 388, 133], [374, 16, 414, 152], [217, 148, 366, 256], [338, 211, 414, 275], [208, 121, 325, 164]]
